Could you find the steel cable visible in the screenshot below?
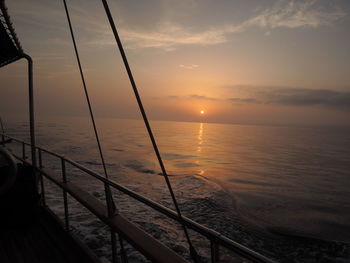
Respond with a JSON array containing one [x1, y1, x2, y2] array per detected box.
[[100, 0, 199, 261], [61, 0, 116, 215]]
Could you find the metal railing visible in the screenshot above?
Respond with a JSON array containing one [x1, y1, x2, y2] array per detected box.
[[1, 133, 275, 263]]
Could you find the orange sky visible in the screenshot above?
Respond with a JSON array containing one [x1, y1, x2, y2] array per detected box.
[[1, 0, 350, 127]]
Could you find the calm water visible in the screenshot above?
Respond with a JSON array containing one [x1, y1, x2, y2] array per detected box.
[[5, 117, 350, 262]]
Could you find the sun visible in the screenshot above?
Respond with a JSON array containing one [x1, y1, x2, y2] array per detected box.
[[200, 110, 205, 115]]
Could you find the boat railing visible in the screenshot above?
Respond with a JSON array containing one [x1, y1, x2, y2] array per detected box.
[[1, 133, 275, 263]]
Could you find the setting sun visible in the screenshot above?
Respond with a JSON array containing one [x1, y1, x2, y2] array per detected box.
[[1, 1, 350, 262]]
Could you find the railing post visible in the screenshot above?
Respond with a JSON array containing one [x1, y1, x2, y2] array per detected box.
[[111, 231, 118, 263], [22, 54, 37, 169], [210, 239, 220, 263], [22, 141, 25, 163], [61, 157, 70, 231], [38, 148, 46, 206], [105, 182, 119, 263], [119, 235, 128, 263], [104, 181, 118, 219]]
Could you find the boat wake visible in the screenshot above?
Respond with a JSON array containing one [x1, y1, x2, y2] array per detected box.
[[42, 161, 350, 263]]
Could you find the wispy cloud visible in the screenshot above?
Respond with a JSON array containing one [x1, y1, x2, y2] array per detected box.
[[12, 0, 346, 51], [179, 64, 199, 70], [119, 0, 346, 49], [240, 0, 346, 30], [226, 86, 350, 110], [166, 86, 350, 110], [189, 94, 220, 101], [120, 24, 227, 49], [266, 88, 350, 108], [228, 97, 261, 104], [167, 94, 220, 101]]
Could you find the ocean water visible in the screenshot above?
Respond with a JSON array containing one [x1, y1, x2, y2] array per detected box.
[[4, 117, 350, 262]]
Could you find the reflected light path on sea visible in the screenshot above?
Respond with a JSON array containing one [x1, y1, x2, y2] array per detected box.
[[197, 122, 205, 175]]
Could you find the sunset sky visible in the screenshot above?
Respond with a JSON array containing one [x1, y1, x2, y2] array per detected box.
[[1, 0, 349, 127]]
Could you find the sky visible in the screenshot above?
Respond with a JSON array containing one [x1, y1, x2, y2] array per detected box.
[[1, 0, 350, 127]]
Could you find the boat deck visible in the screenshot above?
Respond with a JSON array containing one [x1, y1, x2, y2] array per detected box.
[[0, 207, 99, 263], [0, 163, 100, 263]]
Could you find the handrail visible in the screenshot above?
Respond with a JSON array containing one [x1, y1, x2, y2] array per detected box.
[[39, 165, 188, 263], [1, 133, 275, 263]]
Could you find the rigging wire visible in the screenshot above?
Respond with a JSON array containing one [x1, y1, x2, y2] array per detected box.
[[100, 0, 199, 261], [61, 0, 116, 215]]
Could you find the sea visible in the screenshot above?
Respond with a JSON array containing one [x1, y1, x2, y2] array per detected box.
[[4, 117, 350, 262]]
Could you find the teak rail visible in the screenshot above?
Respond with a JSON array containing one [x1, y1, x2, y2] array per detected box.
[[1, 133, 275, 263]]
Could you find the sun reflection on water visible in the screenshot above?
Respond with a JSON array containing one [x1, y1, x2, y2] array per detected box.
[[197, 122, 205, 175], [197, 122, 204, 152]]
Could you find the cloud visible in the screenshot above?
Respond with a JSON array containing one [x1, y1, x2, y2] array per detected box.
[[226, 86, 350, 110], [266, 88, 350, 108], [12, 0, 346, 51], [118, 0, 346, 49], [189, 94, 220, 101], [120, 24, 227, 49], [167, 94, 220, 101], [240, 0, 346, 30], [228, 97, 261, 104], [166, 86, 350, 110], [179, 64, 199, 70], [168, 95, 179, 99]]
